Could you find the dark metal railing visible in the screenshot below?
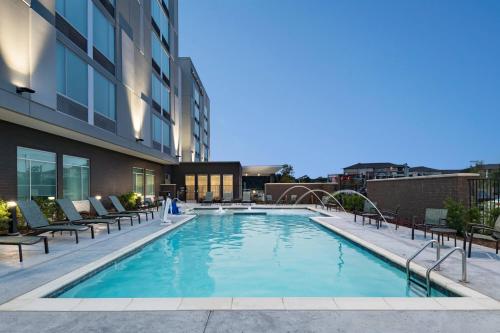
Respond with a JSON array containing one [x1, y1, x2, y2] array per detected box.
[[468, 178, 500, 225]]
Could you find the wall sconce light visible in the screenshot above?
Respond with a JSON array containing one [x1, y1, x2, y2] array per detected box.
[[16, 86, 36, 94], [95, 195, 102, 200], [135, 137, 144, 143], [7, 201, 19, 235]]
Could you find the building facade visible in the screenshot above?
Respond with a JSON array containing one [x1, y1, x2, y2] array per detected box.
[[179, 57, 210, 162], [343, 163, 409, 180], [0, 0, 205, 202]]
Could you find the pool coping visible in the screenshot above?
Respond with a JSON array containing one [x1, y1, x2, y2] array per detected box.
[[1, 208, 499, 312]]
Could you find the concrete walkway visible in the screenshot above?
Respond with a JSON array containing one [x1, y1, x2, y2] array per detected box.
[[313, 209, 500, 300]]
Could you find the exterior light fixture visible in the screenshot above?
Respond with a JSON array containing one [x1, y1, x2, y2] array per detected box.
[[7, 201, 19, 236], [135, 137, 144, 143], [95, 195, 102, 200], [48, 196, 55, 200], [16, 86, 36, 94]]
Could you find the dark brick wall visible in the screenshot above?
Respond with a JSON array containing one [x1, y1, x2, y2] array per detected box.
[[0, 121, 166, 202], [367, 174, 480, 221], [265, 183, 337, 204]]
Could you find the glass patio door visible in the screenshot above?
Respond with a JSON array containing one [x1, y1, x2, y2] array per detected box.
[[185, 175, 195, 201]]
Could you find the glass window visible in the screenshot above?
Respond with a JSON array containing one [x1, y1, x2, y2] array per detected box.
[[194, 104, 200, 121], [152, 74, 161, 104], [63, 155, 89, 201], [210, 175, 220, 200], [223, 174, 233, 199], [197, 175, 208, 201], [94, 70, 115, 119], [163, 120, 170, 149], [194, 121, 200, 137], [160, 8, 169, 44], [151, 31, 161, 66], [195, 140, 200, 155], [152, 115, 162, 144], [185, 175, 195, 201], [193, 85, 200, 105], [17, 147, 57, 200], [161, 48, 170, 78], [204, 147, 209, 161], [151, 0, 161, 27], [145, 170, 155, 196], [204, 105, 208, 117], [56, 42, 88, 106], [133, 167, 144, 196], [56, 0, 87, 37], [161, 83, 170, 113], [93, 4, 115, 63]]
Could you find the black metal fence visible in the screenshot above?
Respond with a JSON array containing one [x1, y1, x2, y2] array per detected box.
[[468, 178, 500, 225]]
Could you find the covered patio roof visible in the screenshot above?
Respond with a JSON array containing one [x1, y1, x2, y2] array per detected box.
[[242, 165, 282, 177]]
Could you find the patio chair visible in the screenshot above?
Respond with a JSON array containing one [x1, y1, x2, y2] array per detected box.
[[88, 197, 136, 226], [109, 195, 154, 221], [465, 215, 500, 258], [354, 200, 378, 225], [202, 192, 214, 205], [17, 200, 92, 244], [380, 206, 400, 230], [222, 192, 233, 205], [289, 194, 297, 204], [0, 235, 49, 262], [57, 198, 121, 234], [411, 208, 449, 240], [242, 191, 252, 204]]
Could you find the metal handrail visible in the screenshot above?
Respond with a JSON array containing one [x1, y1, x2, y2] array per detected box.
[[425, 247, 467, 297], [406, 239, 441, 283]]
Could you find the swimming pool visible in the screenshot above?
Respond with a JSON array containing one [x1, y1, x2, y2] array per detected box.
[[55, 209, 449, 298]]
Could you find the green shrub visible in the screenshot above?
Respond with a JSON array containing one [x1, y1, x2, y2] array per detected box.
[[119, 192, 139, 210], [487, 207, 500, 227], [340, 194, 365, 212], [444, 198, 482, 235], [32, 197, 64, 222], [444, 198, 466, 233], [0, 200, 10, 231]]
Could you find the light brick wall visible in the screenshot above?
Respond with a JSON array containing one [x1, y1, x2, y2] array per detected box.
[[367, 174, 480, 221]]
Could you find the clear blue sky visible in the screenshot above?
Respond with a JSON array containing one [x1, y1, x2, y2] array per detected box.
[[179, 0, 500, 177]]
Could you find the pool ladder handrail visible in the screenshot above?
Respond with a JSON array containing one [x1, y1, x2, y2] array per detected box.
[[425, 247, 467, 297], [406, 239, 441, 283]]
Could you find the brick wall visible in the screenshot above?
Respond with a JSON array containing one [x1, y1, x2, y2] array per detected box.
[[265, 183, 337, 204], [367, 174, 480, 221], [0, 121, 165, 203]]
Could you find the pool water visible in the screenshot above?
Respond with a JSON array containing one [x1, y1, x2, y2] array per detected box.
[[57, 210, 447, 297]]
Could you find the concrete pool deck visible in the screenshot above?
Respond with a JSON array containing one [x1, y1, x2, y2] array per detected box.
[[0, 205, 499, 332]]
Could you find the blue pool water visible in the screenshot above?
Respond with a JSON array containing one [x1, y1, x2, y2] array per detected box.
[[57, 210, 447, 297]]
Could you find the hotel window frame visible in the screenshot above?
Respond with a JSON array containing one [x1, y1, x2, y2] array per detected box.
[[145, 169, 155, 197], [56, 42, 88, 107], [152, 114, 162, 147], [93, 70, 116, 120], [17, 147, 57, 201], [132, 167, 145, 196], [62, 155, 90, 201], [93, 3, 115, 63], [56, 0, 88, 38]]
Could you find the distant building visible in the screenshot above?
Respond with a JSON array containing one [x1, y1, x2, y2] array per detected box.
[[408, 166, 463, 177], [343, 163, 409, 180], [476, 164, 500, 179]]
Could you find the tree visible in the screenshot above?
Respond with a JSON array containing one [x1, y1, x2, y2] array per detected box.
[[277, 164, 295, 183]]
